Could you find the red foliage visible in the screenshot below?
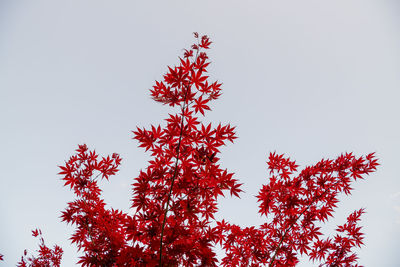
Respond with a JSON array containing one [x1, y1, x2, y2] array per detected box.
[[217, 152, 377, 266], [15, 33, 378, 266], [17, 229, 63, 267]]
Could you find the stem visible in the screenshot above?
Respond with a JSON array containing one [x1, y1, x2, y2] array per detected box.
[[268, 203, 311, 266], [268, 181, 339, 266], [158, 98, 188, 266], [158, 45, 200, 266]]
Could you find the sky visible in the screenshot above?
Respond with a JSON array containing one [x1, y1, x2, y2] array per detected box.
[[1, 0, 399, 266]]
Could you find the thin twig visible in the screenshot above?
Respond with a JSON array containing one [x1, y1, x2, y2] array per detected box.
[[158, 47, 200, 266], [158, 95, 188, 266], [268, 179, 340, 266]]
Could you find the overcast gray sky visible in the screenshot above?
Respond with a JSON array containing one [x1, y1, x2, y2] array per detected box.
[[1, 1, 399, 266]]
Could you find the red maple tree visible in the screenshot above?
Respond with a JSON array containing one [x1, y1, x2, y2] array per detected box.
[[7, 33, 378, 266]]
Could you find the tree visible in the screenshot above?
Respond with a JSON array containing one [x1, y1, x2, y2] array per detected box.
[[7, 33, 378, 266]]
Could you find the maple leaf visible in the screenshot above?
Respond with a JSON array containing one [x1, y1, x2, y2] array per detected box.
[[193, 96, 211, 115], [190, 69, 208, 89], [32, 229, 40, 237]]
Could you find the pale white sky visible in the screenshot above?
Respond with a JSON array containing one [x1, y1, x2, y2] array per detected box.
[[1, 1, 399, 266]]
